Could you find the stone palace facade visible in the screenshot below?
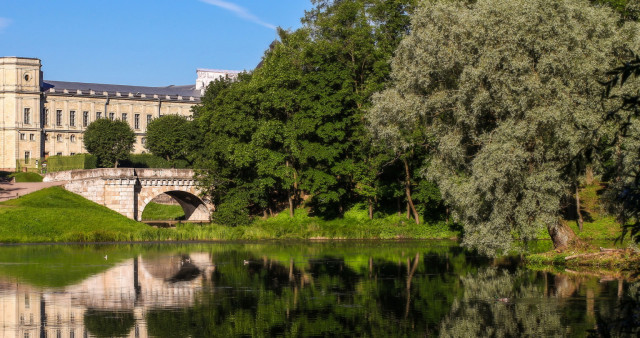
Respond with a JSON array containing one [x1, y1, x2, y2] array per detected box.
[[0, 56, 239, 171]]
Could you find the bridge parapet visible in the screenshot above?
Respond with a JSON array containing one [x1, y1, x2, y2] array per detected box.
[[44, 168, 136, 182]]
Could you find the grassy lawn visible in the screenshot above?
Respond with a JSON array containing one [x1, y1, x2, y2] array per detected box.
[[0, 186, 151, 242], [0, 187, 459, 243], [141, 202, 185, 220]]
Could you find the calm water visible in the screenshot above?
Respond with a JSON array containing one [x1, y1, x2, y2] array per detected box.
[[0, 241, 636, 337]]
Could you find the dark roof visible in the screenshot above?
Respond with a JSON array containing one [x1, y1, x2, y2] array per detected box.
[[42, 80, 201, 98]]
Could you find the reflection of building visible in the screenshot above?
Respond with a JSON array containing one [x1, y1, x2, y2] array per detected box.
[[0, 253, 214, 337], [0, 57, 239, 171]]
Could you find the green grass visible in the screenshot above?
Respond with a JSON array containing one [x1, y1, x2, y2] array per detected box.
[[141, 202, 185, 220], [0, 187, 459, 243], [9, 172, 43, 182]]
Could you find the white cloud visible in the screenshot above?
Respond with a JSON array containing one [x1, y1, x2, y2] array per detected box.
[[199, 0, 276, 30], [0, 18, 11, 33]]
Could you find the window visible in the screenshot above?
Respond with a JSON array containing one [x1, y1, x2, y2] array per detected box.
[[25, 294, 29, 308], [70, 152, 76, 156], [23, 108, 30, 124], [147, 114, 152, 126], [19, 133, 25, 141], [70, 111, 76, 127], [44, 133, 49, 141], [83, 111, 89, 127], [96, 112, 102, 120], [56, 134, 62, 142], [122, 113, 128, 122], [56, 152, 62, 156], [142, 137, 146, 145], [44, 109, 49, 126], [109, 112, 115, 120], [70, 135, 76, 142], [134, 114, 140, 129], [56, 110, 62, 126], [24, 151, 30, 164], [29, 134, 35, 141]]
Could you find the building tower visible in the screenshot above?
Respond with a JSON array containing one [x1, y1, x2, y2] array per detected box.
[[0, 57, 43, 170]]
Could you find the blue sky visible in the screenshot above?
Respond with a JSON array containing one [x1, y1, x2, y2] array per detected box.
[[0, 0, 313, 86]]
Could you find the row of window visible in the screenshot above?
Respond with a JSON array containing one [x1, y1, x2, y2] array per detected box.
[[24, 151, 77, 164], [20, 133, 77, 142], [20, 133, 146, 145], [35, 109, 153, 129]]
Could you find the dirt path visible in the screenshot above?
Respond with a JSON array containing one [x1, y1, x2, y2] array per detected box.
[[0, 181, 67, 203]]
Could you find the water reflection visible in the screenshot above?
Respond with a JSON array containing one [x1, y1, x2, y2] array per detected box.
[[0, 242, 635, 337]]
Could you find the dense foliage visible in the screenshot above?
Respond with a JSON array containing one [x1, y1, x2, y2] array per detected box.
[[84, 119, 135, 168], [193, 0, 435, 225], [368, 0, 638, 255], [145, 114, 198, 167], [187, 0, 640, 250]]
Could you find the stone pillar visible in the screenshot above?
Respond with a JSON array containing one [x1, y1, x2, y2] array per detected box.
[[104, 177, 138, 219]]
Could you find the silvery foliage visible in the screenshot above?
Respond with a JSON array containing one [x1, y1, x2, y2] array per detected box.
[[368, 0, 640, 255], [439, 268, 566, 337]]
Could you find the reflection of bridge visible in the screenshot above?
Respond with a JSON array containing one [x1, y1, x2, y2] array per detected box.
[[0, 253, 215, 338], [44, 168, 213, 221]]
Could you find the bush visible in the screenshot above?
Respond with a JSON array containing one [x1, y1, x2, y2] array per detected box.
[[46, 154, 97, 172], [10, 172, 43, 182], [119, 154, 189, 169]]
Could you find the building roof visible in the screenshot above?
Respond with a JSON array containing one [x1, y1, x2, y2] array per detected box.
[[42, 80, 201, 98]]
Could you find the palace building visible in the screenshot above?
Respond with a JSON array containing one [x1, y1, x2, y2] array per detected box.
[[0, 56, 239, 171]]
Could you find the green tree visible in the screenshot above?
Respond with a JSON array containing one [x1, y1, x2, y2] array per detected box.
[[83, 119, 135, 168], [368, 0, 636, 254], [145, 114, 197, 167], [600, 52, 640, 243], [194, 0, 419, 222]]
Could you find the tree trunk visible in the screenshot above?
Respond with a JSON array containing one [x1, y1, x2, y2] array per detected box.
[[114, 159, 118, 168], [585, 165, 594, 185], [403, 158, 420, 224], [368, 198, 373, 220], [576, 185, 584, 231], [547, 220, 579, 251], [288, 194, 295, 218], [287, 160, 295, 218]]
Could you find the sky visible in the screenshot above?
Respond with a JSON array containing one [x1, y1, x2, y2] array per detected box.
[[0, 0, 313, 86]]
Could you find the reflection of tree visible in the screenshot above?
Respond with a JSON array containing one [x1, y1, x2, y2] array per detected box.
[[590, 282, 640, 337], [440, 268, 569, 337], [84, 309, 135, 338], [144, 247, 475, 336]]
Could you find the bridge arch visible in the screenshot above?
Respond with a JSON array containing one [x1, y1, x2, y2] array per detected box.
[[135, 169, 213, 222], [138, 190, 210, 222]]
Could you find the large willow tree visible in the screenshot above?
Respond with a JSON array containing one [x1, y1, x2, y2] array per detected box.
[[368, 0, 639, 254]]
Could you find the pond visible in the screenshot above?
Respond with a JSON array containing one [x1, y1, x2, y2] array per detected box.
[[0, 241, 636, 337]]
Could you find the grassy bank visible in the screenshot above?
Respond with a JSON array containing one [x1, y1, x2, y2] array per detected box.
[[0, 187, 458, 243], [141, 201, 185, 220]]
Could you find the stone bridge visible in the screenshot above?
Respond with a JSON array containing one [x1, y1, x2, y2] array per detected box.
[[44, 168, 213, 221]]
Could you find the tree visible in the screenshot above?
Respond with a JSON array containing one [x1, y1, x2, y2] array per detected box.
[[368, 0, 636, 255], [145, 114, 197, 167], [194, 0, 420, 223], [600, 52, 640, 243], [84, 119, 135, 168]]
